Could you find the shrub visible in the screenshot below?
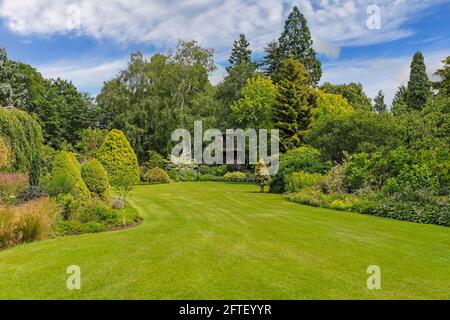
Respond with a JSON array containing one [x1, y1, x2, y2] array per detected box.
[[285, 171, 324, 193], [97, 129, 140, 186], [56, 193, 80, 220], [198, 174, 224, 182], [255, 160, 271, 192], [81, 159, 110, 203], [223, 171, 246, 182], [75, 128, 108, 160], [0, 172, 28, 204], [198, 164, 228, 176], [144, 150, 167, 171], [143, 167, 171, 184], [0, 107, 43, 171], [45, 151, 91, 203], [270, 146, 330, 193], [322, 163, 347, 194], [0, 197, 60, 248]]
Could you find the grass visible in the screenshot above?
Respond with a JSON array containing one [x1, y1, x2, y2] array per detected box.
[[0, 182, 449, 299]]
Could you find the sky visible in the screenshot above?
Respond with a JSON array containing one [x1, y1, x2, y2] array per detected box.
[[0, 0, 449, 105]]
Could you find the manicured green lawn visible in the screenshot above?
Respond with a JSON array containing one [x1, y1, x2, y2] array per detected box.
[[0, 182, 449, 299]]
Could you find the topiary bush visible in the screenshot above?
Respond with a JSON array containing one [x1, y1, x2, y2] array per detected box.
[[45, 151, 91, 203], [223, 171, 246, 182], [81, 159, 110, 203], [97, 129, 140, 186], [143, 167, 171, 184], [0, 107, 43, 171]]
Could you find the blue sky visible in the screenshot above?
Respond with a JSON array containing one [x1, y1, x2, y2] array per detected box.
[[0, 0, 449, 104]]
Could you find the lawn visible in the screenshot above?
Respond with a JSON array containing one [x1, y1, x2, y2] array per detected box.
[[0, 182, 449, 299]]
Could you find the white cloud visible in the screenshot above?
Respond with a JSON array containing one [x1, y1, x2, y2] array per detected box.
[[321, 49, 449, 106], [38, 57, 129, 94], [0, 0, 445, 61]]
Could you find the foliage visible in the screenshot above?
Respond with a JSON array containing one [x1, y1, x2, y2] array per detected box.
[[75, 128, 108, 160], [216, 62, 257, 129], [45, 151, 91, 203], [223, 171, 246, 182], [312, 91, 354, 122], [265, 6, 321, 85], [254, 160, 271, 192], [270, 146, 330, 193], [231, 75, 276, 129], [81, 159, 110, 203], [406, 51, 431, 111], [285, 187, 449, 226], [432, 56, 450, 96], [96, 41, 217, 159], [391, 85, 409, 116], [0, 107, 43, 171], [97, 129, 140, 186], [305, 110, 403, 162], [143, 167, 171, 184], [198, 164, 228, 176], [144, 150, 167, 171], [373, 90, 387, 113], [0, 172, 28, 204], [29, 156, 41, 187], [273, 55, 317, 152], [319, 82, 372, 111], [0, 197, 60, 249], [0, 136, 10, 168], [285, 171, 323, 193], [228, 33, 253, 69]]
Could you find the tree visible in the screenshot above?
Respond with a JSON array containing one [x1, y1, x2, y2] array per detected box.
[[75, 128, 108, 160], [216, 62, 257, 129], [391, 85, 408, 116], [255, 160, 271, 193], [273, 56, 316, 152], [305, 111, 403, 162], [228, 34, 252, 70], [406, 51, 431, 111], [432, 56, 450, 96], [0, 107, 43, 171], [319, 82, 372, 111], [97, 129, 140, 186], [265, 6, 322, 85], [96, 41, 217, 159], [312, 91, 354, 123], [373, 90, 387, 114], [231, 75, 276, 129]]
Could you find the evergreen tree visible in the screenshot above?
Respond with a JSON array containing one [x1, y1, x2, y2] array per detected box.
[[406, 51, 431, 111], [391, 85, 409, 116], [228, 34, 252, 70], [373, 90, 387, 113], [432, 56, 450, 96], [273, 55, 316, 152], [265, 6, 322, 86]]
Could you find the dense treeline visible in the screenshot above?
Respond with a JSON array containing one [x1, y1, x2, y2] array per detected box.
[[0, 5, 449, 227]]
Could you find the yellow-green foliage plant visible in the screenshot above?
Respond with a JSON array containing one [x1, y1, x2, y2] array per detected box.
[[0, 107, 43, 171], [0, 137, 10, 169], [312, 91, 354, 123], [97, 129, 140, 186], [81, 159, 111, 203], [255, 160, 271, 193], [143, 167, 171, 184], [46, 151, 91, 203]]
